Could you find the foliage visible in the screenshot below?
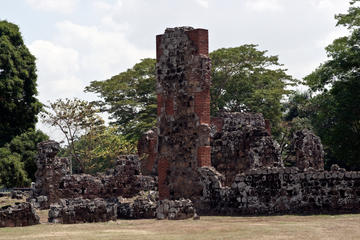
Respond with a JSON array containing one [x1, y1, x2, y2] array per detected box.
[[42, 98, 136, 173], [62, 127, 136, 174], [85, 58, 157, 141], [303, 0, 360, 170], [280, 91, 314, 165], [4, 129, 48, 181], [0, 21, 41, 147], [41, 98, 104, 173], [210, 45, 296, 136], [86, 47, 296, 139], [0, 147, 30, 188]]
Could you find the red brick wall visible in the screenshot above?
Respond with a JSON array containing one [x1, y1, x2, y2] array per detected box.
[[197, 146, 211, 167], [165, 96, 174, 116], [211, 117, 224, 133], [156, 27, 211, 200], [265, 119, 271, 136], [195, 90, 210, 125], [186, 29, 209, 56], [158, 157, 170, 199]]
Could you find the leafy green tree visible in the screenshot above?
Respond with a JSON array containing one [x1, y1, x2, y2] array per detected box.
[[42, 98, 136, 173], [304, 0, 360, 169], [0, 147, 29, 188], [5, 129, 48, 181], [85, 58, 157, 141], [210, 45, 296, 136], [62, 127, 136, 174], [0, 21, 41, 146], [281, 91, 314, 164], [86, 47, 295, 140], [41, 98, 105, 173]]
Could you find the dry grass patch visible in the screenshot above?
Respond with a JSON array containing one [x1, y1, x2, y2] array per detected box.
[[0, 196, 26, 207], [0, 214, 359, 240]]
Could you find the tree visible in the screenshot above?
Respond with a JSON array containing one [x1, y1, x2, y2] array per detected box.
[[210, 45, 296, 136], [280, 91, 314, 164], [85, 58, 157, 141], [86, 47, 296, 140], [0, 147, 29, 188], [61, 127, 136, 174], [0, 21, 41, 146], [304, 0, 360, 169], [5, 129, 48, 181], [41, 98, 104, 173], [42, 98, 136, 173]]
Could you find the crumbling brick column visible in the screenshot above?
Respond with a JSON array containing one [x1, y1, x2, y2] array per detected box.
[[156, 27, 211, 200]]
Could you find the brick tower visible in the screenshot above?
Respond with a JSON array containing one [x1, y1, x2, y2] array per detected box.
[[156, 27, 211, 200]]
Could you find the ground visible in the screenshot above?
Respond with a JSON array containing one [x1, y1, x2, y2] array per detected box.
[[0, 214, 360, 240], [1, 196, 359, 239]]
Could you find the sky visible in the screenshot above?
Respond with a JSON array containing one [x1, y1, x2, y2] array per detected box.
[[0, 0, 351, 140]]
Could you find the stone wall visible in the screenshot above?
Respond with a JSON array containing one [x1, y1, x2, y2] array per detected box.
[[32, 141, 157, 208], [33, 141, 71, 208], [117, 191, 158, 219], [156, 199, 197, 220], [288, 129, 324, 170], [48, 198, 117, 224], [198, 166, 360, 215], [156, 27, 211, 200], [0, 203, 39, 227], [211, 112, 282, 185]]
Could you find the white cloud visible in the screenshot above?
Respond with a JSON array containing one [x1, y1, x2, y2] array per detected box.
[[29, 40, 83, 101], [196, 0, 209, 8], [245, 0, 284, 12], [92, 1, 112, 11], [317, 28, 349, 48], [314, 0, 349, 11], [25, 0, 79, 14], [55, 21, 154, 79]]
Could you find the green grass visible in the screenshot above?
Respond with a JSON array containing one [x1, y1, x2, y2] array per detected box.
[[1, 214, 360, 240]]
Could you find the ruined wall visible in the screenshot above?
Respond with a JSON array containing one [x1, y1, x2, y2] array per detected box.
[[137, 129, 158, 176], [156, 199, 197, 220], [48, 198, 117, 224], [57, 155, 157, 200], [0, 203, 39, 227], [156, 27, 211, 200], [288, 129, 324, 170], [33, 141, 71, 208], [33, 141, 157, 208], [198, 166, 360, 215], [211, 112, 282, 185]]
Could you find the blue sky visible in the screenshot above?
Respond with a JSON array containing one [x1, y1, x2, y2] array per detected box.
[[0, 0, 350, 140]]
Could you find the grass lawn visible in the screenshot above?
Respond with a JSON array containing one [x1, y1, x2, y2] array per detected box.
[[0, 214, 359, 240]]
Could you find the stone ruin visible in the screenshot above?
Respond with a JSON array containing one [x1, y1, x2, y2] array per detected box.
[[30, 140, 157, 210], [0, 26, 353, 227], [138, 26, 360, 216], [156, 199, 197, 220], [0, 203, 39, 227], [288, 129, 325, 170], [211, 112, 282, 185], [48, 198, 117, 224], [156, 27, 211, 201]]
